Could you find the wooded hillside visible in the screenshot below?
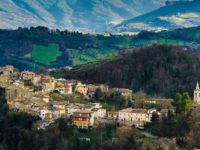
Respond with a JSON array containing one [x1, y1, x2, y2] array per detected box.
[[56, 44, 200, 97]]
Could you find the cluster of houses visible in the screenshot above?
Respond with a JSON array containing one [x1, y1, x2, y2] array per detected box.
[[0, 65, 159, 129]]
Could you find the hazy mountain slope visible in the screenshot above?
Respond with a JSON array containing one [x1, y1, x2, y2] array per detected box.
[[115, 0, 200, 32], [0, 0, 169, 32], [130, 26, 200, 50]]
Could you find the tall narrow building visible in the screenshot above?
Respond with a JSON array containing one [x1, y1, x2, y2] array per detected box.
[[194, 82, 200, 104]]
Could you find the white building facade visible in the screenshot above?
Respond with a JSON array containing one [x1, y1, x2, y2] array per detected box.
[[194, 82, 200, 104]]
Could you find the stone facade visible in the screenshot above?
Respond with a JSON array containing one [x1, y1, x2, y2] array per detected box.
[[194, 82, 200, 104]]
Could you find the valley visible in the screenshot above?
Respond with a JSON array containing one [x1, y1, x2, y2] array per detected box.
[[1, 0, 200, 149], [1, 26, 200, 71]]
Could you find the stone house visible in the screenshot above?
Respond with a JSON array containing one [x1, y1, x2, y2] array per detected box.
[[107, 111, 118, 120], [55, 79, 73, 95], [110, 88, 133, 99], [92, 108, 106, 118], [73, 110, 94, 129], [118, 108, 156, 123], [21, 71, 35, 81], [66, 103, 85, 117], [75, 82, 88, 95], [39, 108, 53, 120], [41, 76, 55, 92]]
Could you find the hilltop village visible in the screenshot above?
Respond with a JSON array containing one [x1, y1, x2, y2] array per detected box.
[[0, 65, 185, 130], [1, 65, 200, 149], [0, 65, 160, 129]]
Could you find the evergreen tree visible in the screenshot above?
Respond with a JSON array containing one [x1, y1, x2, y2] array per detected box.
[[172, 92, 190, 114]]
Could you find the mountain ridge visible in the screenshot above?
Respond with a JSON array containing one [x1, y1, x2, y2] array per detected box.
[[114, 0, 200, 32], [0, 0, 171, 32]]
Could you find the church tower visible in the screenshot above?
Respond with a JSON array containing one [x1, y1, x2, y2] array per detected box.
[[194, 82, 200, 104]]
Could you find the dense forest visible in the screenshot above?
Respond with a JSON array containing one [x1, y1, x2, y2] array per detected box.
[[52, 44, 200, 98]]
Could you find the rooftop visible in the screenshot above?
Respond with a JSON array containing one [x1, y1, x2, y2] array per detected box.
[[119, 108, 148, 113], [74, 110, 92, 114]]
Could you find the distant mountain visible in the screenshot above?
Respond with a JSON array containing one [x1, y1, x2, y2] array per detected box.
[[130, 26, 200, 49], [0, 0, 171, 32], [114, 0, 200, 32], [56, 44, 200, 98]]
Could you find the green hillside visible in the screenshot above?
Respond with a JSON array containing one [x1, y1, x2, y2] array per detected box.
[[0, 27, 135, 71], [68, 48, 118, 66], [0, 26, 200, 71], [30, 43, 61, 65]]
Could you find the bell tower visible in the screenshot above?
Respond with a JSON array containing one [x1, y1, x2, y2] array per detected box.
[[194, 82, 200, 104]]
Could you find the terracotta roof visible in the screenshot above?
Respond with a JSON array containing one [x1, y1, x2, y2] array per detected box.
[[74, 110, 92, 114]]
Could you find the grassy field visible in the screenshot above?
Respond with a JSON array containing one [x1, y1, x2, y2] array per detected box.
[[68, 48, 118, 66], [157, 38, 184, 45], [31, 43, 61, 65]]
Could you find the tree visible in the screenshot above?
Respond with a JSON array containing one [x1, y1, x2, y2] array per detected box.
[[182, 92, 191, 113], [172, 92, 190, 114]]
